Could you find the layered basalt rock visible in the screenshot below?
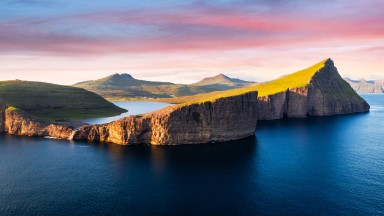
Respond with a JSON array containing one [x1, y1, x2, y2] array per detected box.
[[2, 108, 81, 139], [0, 59, 371, 145], [257, 59, 370, 120], [73, 91, 258, 145], [0, 91, 258, 145]]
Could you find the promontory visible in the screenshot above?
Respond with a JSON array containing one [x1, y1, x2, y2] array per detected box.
[[0, 58, 370, 145]]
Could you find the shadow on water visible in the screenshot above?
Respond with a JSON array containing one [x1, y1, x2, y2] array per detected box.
[[93, 135, 259, 169], [257, 111, 370, 131], [71, 136, 262, 216], [0, 95, 382, 216]]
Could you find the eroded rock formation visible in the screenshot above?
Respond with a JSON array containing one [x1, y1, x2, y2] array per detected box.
[[73, 92, 258, 145], [2, 108, 81, 139], [257, 59, 370, 120], [0, 59, 370, 145]]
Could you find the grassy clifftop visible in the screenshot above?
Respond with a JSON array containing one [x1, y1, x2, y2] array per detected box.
[[250, 59, 328, 97], [0, 80, 126, 121], [160, 59, 330, 105]]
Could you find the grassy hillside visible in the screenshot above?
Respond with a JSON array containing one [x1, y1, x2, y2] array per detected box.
[[160, 59, 329, 105], [0, 80, 127, 121], [73, 73, 254, 100]]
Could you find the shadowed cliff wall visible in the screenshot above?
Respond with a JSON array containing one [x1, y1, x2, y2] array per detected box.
[[257, 59, 370, 120]]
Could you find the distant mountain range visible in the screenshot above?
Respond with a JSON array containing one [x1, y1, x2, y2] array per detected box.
[[344, 78, 384, 93], [73, 73, 255, 100]]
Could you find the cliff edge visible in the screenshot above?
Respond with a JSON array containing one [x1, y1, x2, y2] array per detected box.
[[0, 59, 370, 145], [257, 59, 370, 119], [161, 59, 370, 120], [73, 91, 258, 145]]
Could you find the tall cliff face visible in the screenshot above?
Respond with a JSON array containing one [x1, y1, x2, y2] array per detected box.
[[257, 59, 370, 120], [0, 59, 370, 146], [74, 91, 258, 145], [3, 108, 81, 139]]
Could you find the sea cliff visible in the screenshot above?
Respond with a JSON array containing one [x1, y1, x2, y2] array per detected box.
[[257, 59, 370, 120], [2, 107, 81, 139], [0, 91, 258, 145], [0, 59, 370, 145], [73, 91, 258, 145]]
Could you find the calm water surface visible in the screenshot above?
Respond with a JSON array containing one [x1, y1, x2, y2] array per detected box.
[[78, 101, 170, 124], [0, 95, 383, 215]]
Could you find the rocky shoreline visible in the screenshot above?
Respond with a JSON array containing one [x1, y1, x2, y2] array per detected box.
[[0, 59, 370, 145]]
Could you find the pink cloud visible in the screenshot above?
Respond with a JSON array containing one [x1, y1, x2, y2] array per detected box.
[[0, 3, 383, 56]]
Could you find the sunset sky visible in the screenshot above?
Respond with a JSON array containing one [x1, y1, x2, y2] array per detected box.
[[1, 0, 383, 84]]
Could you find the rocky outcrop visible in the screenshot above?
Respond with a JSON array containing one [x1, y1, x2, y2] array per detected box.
[[257, 59, 370, 120], [74, 91, 258, 145], [3, 108, 82, 139]]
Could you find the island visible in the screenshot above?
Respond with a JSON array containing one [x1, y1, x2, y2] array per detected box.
[[0, 59, 370, 145]]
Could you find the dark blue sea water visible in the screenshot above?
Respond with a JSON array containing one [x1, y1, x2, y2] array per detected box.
[[0, 95, 383, 216]]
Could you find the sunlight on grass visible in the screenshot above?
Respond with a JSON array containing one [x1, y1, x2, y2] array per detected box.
[[164, 59, 328, 105]]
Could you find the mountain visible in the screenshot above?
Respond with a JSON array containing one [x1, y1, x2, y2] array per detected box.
[[0, 80, 126, 121], [344, 78, 384, 93], [73, 73, 255, 100], [191, 73, 255, 90]]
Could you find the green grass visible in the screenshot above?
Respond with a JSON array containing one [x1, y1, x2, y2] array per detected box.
[[250, 58, 327, 97], [160, 59, 329, 105], [73, 73, 254, 100], [0, 80, 127, 121]]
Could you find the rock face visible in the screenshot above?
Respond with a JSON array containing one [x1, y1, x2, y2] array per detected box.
[[0, 59, 371, 145], [257, 59, 370, 120], [2, 108, 81, 139], [0, 91, 258, 145], [73, 92, 258, 145]]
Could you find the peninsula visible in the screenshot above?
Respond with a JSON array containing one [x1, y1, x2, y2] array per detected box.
[[0, 59, 370, 145]]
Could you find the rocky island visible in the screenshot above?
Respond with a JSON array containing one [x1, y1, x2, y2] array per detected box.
[[0, 59, 370, 145]]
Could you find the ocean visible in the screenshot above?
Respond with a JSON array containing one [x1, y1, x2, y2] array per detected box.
[[0, 95, 383, 215]]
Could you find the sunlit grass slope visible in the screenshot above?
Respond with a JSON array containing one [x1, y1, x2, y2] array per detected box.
[[161, 59, 329, 105], [0, 80, 126, 121]]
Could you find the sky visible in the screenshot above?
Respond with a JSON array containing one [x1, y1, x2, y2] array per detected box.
[[0, 0, 383, 85]]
